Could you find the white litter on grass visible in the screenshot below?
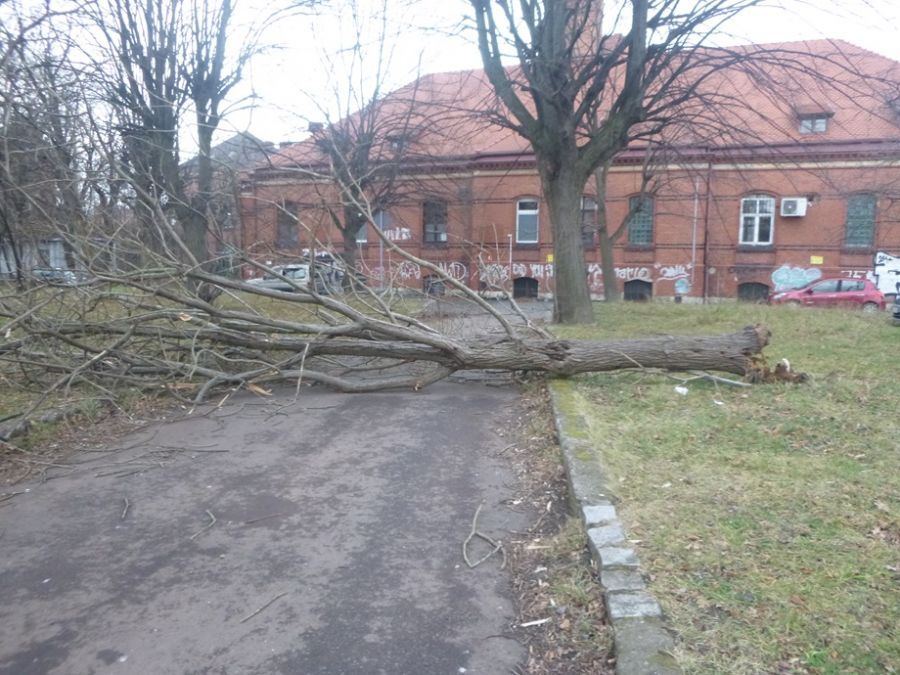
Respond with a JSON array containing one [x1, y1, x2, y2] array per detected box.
[[713, 399, 725, 406], [674, 385, 689, 396], [520, 618, 551, 628]]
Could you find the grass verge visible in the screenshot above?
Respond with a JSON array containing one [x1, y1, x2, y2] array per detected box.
[[507, 384, 614, 674], [558, 302, 899, 674]]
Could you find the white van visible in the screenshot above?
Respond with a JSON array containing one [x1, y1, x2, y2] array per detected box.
[[246, 265, 310, 292]]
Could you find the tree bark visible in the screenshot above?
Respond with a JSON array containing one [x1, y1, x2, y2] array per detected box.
[[340, 203, 366, 287], [541, 162, 594, 324], [597, 227, 620, 302], [593, 161, 621, 302], [290, 324, 771, 377]]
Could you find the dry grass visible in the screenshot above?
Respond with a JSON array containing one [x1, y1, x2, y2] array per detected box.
[[506, 384, 614, 674], [558, 302, 900, 674]]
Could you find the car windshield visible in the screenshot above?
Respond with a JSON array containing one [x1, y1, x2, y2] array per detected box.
[[261, 266, 307, 280]]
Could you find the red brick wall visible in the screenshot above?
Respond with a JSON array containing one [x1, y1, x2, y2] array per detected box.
[[239, 160, 900, 298]]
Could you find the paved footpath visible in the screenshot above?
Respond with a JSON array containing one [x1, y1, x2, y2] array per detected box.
[[0, 383, 530, 675]]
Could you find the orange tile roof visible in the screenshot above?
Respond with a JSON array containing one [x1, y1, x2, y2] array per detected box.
[[260, 38, 900, 173]]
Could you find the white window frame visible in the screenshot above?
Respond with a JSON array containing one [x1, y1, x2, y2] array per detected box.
[[423, 200, 448, 244], [355, 220, 368, 244], [739, 194, 775, 246], [798, 114, 829, 134], [516, 198, 539, 244]]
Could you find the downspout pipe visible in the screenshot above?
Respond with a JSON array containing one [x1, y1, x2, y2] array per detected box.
[[701, 149, 714, 303]]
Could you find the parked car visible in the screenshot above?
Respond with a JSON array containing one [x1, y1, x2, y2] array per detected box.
[[769, 277, 885, 311], [30, 268, 92, 286], [246, 264, 311, 292], [891, 295, 900, 325]]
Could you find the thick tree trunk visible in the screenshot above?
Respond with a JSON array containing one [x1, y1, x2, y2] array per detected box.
[[303, 324, 771, 377], [340, 204, 366, 288], [542, 164, 594, 324], [597, 228, 620, 302], [594, 162, 621, 302]]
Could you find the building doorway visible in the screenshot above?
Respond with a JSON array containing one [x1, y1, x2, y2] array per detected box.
[[624, 279, 652, 301], [513, 276, 539, 299], [737, 282, 770, 302]]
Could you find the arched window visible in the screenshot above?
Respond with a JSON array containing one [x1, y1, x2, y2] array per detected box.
[[423, 200, 448, 243], [581, 196, 597, 248], [844, 193, 876, 248], [627, 195, 654, 245], [276, 201, 299, 248], [740, 194, 775, 245], [516, 199, 539, 243]]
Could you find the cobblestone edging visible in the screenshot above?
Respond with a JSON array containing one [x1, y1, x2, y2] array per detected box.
[[548, 381, 681, 675]]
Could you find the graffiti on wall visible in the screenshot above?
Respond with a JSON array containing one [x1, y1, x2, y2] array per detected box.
[[476, 261, 693, 294], [655, 263, 691, 281], [479, 263, 510, 286], [370, 260, 469, 283], [873, 251, 900, 295], [840, 269, 874, 280], [383, 227, 412, 242], [771, 265, 822, 291]]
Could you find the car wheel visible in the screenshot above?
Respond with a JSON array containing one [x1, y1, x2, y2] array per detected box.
[[861, 302, 880, 313]]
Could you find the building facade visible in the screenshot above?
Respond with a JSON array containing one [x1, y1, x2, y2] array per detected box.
[[239, 40, 900, 301]]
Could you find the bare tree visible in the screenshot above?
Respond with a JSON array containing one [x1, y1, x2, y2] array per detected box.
[[467, 0, 779, 322], [0, 3, 88, 286], [86, 0, 267, 296]]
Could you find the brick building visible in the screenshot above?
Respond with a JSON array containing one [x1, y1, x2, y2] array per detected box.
[[239, 39, 900, 301]]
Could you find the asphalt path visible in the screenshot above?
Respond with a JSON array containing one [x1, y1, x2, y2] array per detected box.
[[0, 383, 531, 675]]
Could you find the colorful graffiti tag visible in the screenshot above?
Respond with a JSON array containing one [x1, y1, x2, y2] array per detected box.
[[873, 251, 900, 295], [477, 261, 693, 294], [770, 265, 822, 291]]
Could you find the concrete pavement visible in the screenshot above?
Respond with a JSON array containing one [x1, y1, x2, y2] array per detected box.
[[0, 383, 531, 675]]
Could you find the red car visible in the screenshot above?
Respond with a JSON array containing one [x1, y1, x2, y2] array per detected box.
[[769, 277, 885, 311]]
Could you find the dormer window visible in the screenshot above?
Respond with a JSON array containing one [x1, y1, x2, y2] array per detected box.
[[798, 113, 830, 134], [386, 134, 406, 153]]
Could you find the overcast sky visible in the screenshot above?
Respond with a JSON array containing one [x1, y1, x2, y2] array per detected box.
[[201, 0, 900, 150]]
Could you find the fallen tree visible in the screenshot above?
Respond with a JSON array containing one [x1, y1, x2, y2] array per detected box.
[[0, 260, 789, 410]]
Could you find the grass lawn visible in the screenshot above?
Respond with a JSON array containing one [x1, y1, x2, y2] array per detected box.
[[557, 302, 899, 674]]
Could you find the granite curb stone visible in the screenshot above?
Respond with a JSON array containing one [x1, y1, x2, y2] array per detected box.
[[548, 382, 681, 675]]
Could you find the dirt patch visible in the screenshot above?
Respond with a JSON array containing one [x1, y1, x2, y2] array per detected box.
[[502, 384, 614, 675]]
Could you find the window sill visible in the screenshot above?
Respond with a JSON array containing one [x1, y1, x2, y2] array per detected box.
[[625, 244, 655, 251], [423, 241, 449, 247], [736, 245, 774, 252], [515, 242, 540, 249], [841, 245, 874, 255]]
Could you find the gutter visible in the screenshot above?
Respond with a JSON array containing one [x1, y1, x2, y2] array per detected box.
[[701, 152, 713, 303]]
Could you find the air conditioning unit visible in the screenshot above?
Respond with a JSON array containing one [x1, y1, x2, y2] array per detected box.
[[780, 197, 808, 217]]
